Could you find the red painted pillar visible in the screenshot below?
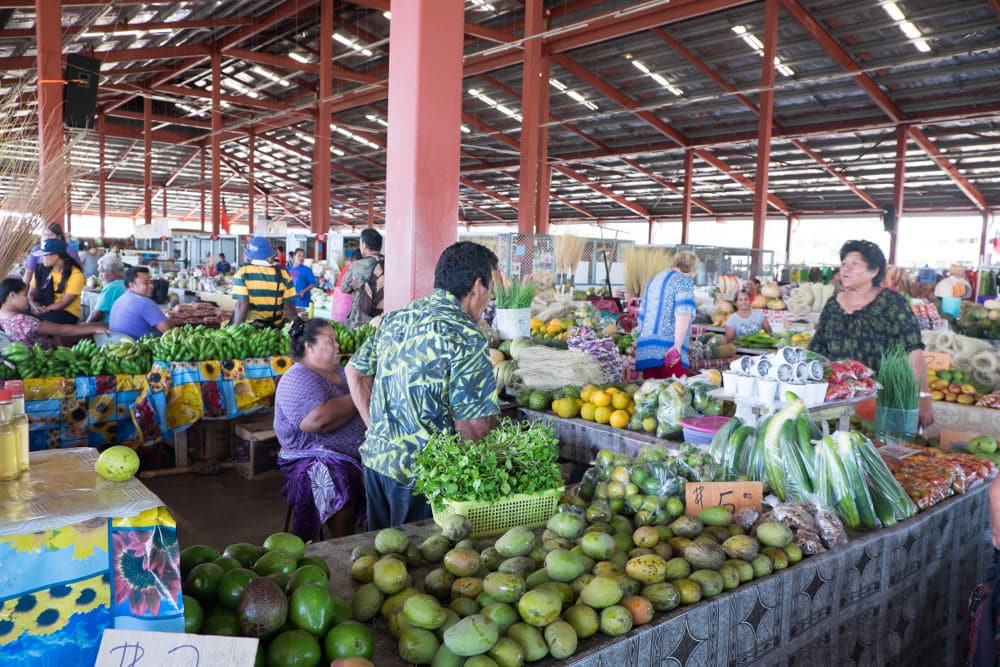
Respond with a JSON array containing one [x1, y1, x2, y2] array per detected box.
[[248, 131, 255, 234], [978, 209, 992, 267], [199, 145, 206, 232], [647, 218, 655, 245], [890, 125, 908, 265], [211, 51, 222, 236], [35, 0, 64, 225], [162, 187, 167, 219], [385, 0, 464, 307], [144, 94, 153, 226], [311, 0, 333, 234], [98, 112, 106, 238], [517, 0, 551, 235], [681, 149, 693, 244], [65, 185, 72, 232], [751, 0, 779, 272]]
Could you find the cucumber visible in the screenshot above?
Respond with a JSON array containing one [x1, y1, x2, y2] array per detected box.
[[832, 431, 878, 530]]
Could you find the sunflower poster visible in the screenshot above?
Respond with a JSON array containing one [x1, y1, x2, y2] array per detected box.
[[130, 356, 289, 445], [0, 451, 183, 664]]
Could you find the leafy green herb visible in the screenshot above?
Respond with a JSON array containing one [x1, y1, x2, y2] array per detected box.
[[413, 418, 563, 509], [875, 343, 918, 410], [494, 280, 537, 309]]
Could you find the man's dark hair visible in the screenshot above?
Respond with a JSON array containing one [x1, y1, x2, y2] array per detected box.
[[0, 277, 27, 307], [124, 266, 150, 287], [839, 239, 887, 286], [219, 253, 226, 259], [434, 242, 498, 300], [360, 228, 382, 253]]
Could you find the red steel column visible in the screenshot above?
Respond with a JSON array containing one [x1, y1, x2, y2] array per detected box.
[[751, 0, 779, 272], [248, 130, 255, 234], [211, 51, 222, 236], [144, 95, 153, 226], [681, 148, 693, 244], [98, 112, 106, 238], [35, 0, 64, 224], [385, 0, 464, 307], [517, 0, 551, 234], [890, 125, 908, 265], [199, 145, 206, 232], [162, 187, 167, 218], [786, 214, 795, 264], [311, 0, 333, 234]]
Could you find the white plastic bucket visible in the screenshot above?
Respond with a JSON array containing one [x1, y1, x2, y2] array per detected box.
[[494, 308, 532, 340]]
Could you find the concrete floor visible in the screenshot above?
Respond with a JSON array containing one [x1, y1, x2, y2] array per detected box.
[[142, 468, 289, 552]]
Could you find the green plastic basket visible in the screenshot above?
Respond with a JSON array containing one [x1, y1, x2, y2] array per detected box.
[[432, 486, 563, 538]]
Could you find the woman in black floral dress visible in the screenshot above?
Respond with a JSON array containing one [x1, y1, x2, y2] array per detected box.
[[810, 240, 933, 428]]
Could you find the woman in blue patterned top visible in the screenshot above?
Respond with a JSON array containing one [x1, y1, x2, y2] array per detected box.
[[635, 250, 699, 379]]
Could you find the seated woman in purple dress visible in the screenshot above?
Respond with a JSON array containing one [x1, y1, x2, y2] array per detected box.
[[273, 318, 365, 540]]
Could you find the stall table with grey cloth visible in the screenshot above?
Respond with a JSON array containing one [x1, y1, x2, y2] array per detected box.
[[305, 482, 989, 666]]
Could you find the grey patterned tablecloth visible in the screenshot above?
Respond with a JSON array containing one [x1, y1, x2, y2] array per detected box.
[[306, 482, 990, 667]]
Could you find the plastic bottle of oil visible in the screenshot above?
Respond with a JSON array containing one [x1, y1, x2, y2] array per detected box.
[[6, 381, 29, 472], [0, 390, 20, 481]]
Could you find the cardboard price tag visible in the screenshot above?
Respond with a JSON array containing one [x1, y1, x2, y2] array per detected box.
[[877, 442, 919, 460], [95, 629, 258, 667], [924, 351, 952, 371], [685, 481, 762, 514], [938, 428, 978, 452]]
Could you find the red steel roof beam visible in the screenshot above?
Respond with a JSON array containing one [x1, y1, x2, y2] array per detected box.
[[651, 26, 879, 211], [554, 53, 789, 214], [781, 0, 987, 212]]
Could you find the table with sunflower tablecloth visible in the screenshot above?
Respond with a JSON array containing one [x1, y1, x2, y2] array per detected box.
[[0, 448, 183, 665]]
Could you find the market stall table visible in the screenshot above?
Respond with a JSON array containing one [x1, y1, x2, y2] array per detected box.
[[307, 482, 989, 666], [0, 449, 183, 664]]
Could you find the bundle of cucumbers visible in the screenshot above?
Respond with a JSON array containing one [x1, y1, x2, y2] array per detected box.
[[710, 395, 917, 530], [734, 332, 777, 349]]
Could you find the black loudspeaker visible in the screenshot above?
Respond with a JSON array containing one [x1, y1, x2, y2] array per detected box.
[[63, 54, 100, 129], [883, 205, 897, 233]]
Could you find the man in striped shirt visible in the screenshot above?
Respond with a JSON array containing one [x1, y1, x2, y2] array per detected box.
[[231, 236, 297, 327]]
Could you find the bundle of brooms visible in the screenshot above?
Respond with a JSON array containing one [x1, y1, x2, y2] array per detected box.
[[554, 235, 587, 285], [0, 83, 77, 278], [623, 246, 673, 296]]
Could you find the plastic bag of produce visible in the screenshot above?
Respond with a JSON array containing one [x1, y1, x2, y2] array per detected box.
[[851, 432, 917, 526], [687, 379, 716, 412], [655, 390, 692, 439], [815, 433, 880, 530]]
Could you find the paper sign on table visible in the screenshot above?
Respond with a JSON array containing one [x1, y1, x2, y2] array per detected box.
[[95, 629, 258, 667], [924, 351, 952, 371], [685, 481, 762, 514], [938, 428, 979, 452]]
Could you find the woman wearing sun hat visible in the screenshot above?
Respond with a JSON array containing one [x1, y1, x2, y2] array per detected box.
[[230, 236, 298, 327]]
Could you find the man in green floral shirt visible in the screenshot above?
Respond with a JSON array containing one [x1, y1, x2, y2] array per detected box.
[[346, 242, 500, 529]]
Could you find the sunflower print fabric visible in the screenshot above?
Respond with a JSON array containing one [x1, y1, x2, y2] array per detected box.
[[809, 288, 923, 372], [349, 289, 499, 483]]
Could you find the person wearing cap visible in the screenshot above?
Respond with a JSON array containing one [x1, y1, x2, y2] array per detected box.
[[230, 236, 297, 327], [27, 238, 86, 324], [86, 253, 127, 323], [22, 222, 81, 287], [109, 267, 173, 339]]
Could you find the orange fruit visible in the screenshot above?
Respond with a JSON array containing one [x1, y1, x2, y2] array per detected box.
[[609, 409, 630, 429], [605, 387, 619, 394], [642, 417, 657, 433], [580, 403, 597, 421], [554, 399, 579, 419], [591, 391, 611, 407], [621, 596, 655, 625], [580, 385, 598, 402], [594, 406, 612, 424], [611, 392, 631, 410]]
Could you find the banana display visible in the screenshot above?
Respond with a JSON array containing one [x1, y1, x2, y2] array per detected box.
[[149, 324, 289, 362], [0, 324, 292, 380], [0, 339, 152, 379], [331, 321, 375, 355]]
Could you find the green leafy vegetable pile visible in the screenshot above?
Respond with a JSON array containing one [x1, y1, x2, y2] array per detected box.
[[414, 418, 563, 509]]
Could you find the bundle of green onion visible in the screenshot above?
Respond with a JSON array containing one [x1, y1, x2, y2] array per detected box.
[[875, 343, 918, 410]]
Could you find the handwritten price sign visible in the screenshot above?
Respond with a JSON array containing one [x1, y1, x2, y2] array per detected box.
[[923, 351, 952, 371], [96, 629, 258, 667], [685, 481, 763, 514]]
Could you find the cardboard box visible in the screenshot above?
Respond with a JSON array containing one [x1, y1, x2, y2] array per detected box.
[[232, 421, 280, 480], [187, 420, 232, 463]]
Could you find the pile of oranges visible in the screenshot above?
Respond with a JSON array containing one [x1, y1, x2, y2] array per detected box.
[[551, 384, 637, 429]]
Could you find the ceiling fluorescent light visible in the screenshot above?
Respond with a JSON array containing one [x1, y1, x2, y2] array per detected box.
[[332, 148, 346, 157], [882, 2, 906, 21], [289, 52, 312, 64], [630, 59, 650, 74], [252, 66, 290, 87], [461, 124, 471, 134], [731, 25, 795, 77], [550, 78, 567, 91], [382, 11, 391, 19], [881, 3, 932, 53]]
